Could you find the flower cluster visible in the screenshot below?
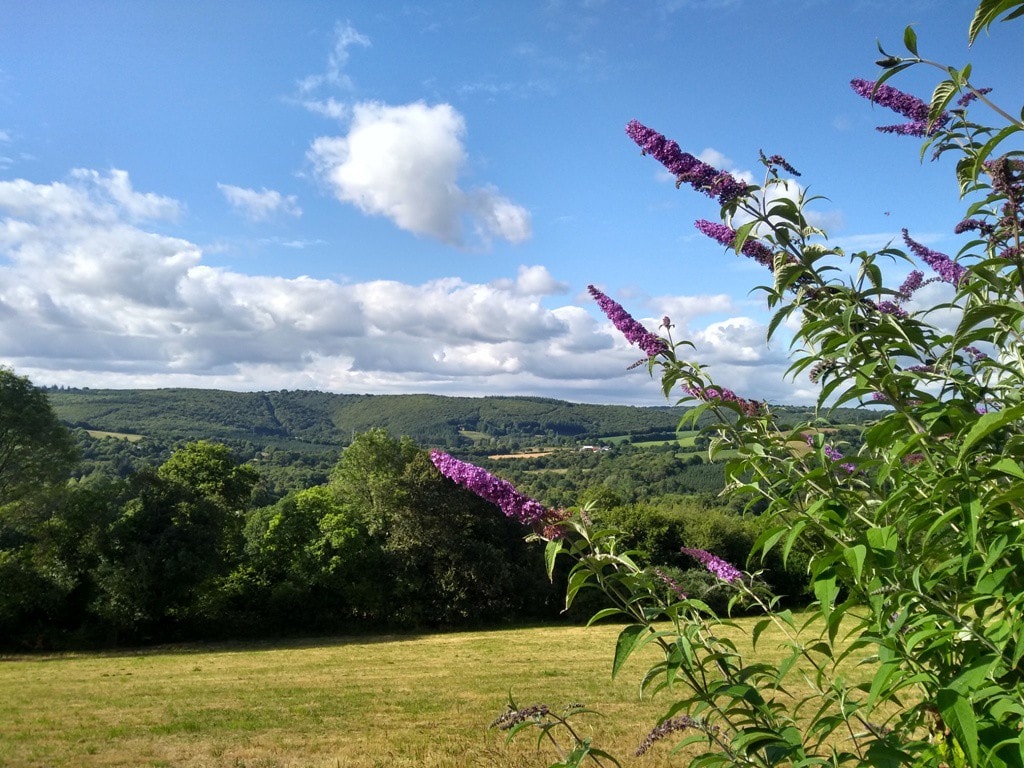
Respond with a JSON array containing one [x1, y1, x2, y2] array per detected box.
[[850, 78, 949, 137], [874, 300, 908, 318], [897, 269, 926, 298], [760, 150, 801, 176], [963, 345, 988, 362], [806, 435, 856, 474], [625, 120, 747, 204], [490, 703, 550, 731], [956, 87, 992, 107], [654, 568, 688, 601], [587, 285, 667, 358], [954, 218, 995, 236], [635, 715, 700, 757], [682, 384, 760, 417], [902, 230, 967, 286], [694, 219, 776, 271], [429, 450, 557, 527], [681, 547, 743, 583]]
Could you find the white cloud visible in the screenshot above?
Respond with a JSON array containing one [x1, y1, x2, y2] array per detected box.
[[491, 265, 568, 295], [294, 22, 370, 120], [70, 168, 182, 221], [218, 183, 302, 221], [0, 169, 811, 405], [309, 101, 532, 247], [300, 96, 349, 122], [297, 21, 370, 95]]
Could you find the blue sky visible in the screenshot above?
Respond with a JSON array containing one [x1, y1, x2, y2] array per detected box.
[[1, 0, 1021, 405]]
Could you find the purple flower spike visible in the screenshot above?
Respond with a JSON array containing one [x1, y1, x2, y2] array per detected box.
[[850, 78, 948, 137], [682, 383, 760, 417], [587, 285, 667, 357], [897, 270, 925, 299], [430, 450, 556, 527], [681, 547, 743, 583], [625, 120, 747, 204], [695, 219, 777, 270], [956, 87, 992, 108], [902, 230, 967, 286]]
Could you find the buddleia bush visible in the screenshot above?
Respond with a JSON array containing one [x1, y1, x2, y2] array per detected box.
[[432, 3, 1024, 766]]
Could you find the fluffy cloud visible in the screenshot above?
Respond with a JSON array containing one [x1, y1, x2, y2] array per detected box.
[[309, 101, 531, 247], [0, 169, 807, 405], [294, 22, 531, 248], [218, 183, 302, 221]]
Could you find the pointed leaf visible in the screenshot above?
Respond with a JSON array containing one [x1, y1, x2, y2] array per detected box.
[[936, 687, 979, 765], [544, 538, 563, 581], [903, 25, 919, 55], [969, 0, 1024, 44], [612, 624, 648, 679]]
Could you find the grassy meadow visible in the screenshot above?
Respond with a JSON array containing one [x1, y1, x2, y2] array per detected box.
[[0, 617, 852, 768]]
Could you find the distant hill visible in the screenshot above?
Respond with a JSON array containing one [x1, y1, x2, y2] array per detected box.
[[45, 388, 700, 451], [45, 387, 883, 498], [46, 387, 881, 452]]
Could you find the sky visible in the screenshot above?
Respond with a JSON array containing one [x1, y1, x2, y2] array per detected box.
[[1, 1, 1022, 407]]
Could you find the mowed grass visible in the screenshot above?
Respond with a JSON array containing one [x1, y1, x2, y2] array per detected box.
[[0, 616, 857, 768], [84, 430, 144, 442]]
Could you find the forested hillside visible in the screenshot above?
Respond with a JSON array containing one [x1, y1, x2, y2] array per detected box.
[[46, 387, 697, 446], [0, 372, 886, 648], [45, 387, 880, 498], [48, 386, 878, 449]]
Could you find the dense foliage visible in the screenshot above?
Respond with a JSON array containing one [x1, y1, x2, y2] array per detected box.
[[5, 382, 815, 647], [450, 4, 1024, 767]]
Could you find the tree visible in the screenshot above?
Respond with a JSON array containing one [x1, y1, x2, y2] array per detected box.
[[157, 440, 259, 512], [0, 368, 78, 647], [92, 444, 259, 640], [0, 367, 76, 506], [239, 485, 384, 631], [329, 428, 419, 534]]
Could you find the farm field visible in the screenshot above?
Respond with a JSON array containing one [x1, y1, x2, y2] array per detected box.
[[0, 617, 843, 768]]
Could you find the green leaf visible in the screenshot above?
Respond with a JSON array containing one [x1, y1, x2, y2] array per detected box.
[[844, 544, 867, 581], [866, 525, 898, 552], [969, 124, 1024, 181], [813, 568, 839, 619], [865, 739, 909, 768], [929, 79, 959, 127], [903, 24, 919, 55], [751, 617, 772, 649], [733, 220, 758, 254], [936, 687, 979, 765], [586, 607, 625, 626], [991, 457, 1024, 480], [958, 402, 1024, 462], [612, 624, 647, 679], [544, 538, 563, 581], [969, 0, 1024, 44]]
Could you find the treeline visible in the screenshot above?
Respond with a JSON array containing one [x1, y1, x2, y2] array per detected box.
[[48, 387, 878, 457], [3, 371, 816, 650], [46, 387, 696, 448]]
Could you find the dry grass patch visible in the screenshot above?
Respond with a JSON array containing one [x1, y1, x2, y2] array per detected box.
[[0, 616, 863, 768]]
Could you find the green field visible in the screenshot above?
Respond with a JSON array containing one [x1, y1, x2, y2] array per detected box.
[[0, 618, 838, 768], [85, 430, 145, 442]]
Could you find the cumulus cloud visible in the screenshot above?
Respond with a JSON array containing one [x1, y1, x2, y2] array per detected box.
[[70, 168, 182, 221], [292, 23, 531, 248], [491, 265, 568, 296], [0, 168, 808, 405], [309, 101, 531, 247], [218, 183, 302, 221]]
